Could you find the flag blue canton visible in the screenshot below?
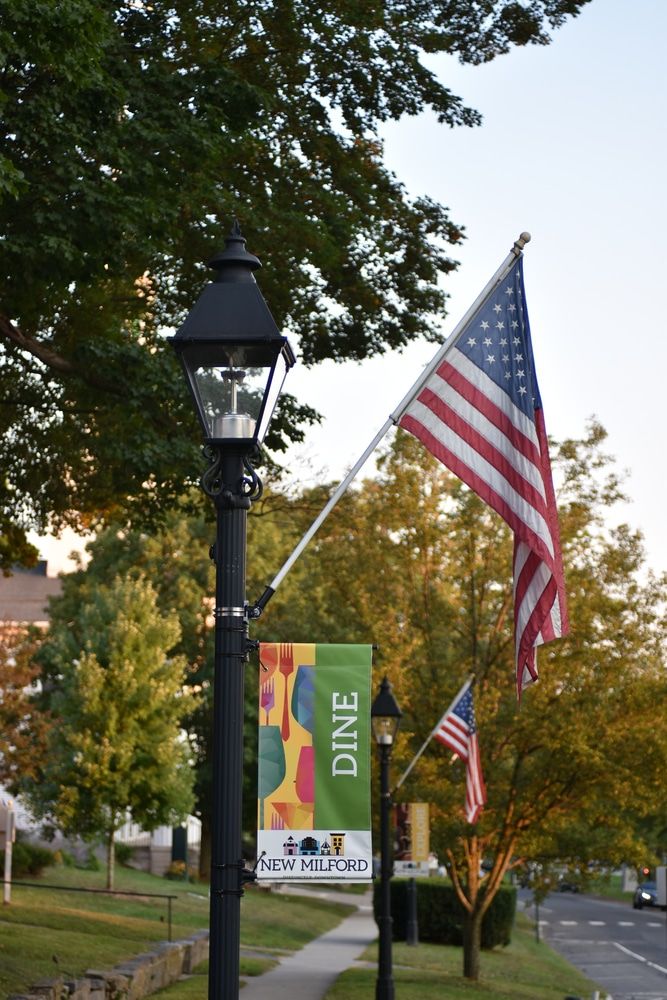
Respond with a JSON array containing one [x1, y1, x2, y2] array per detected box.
[[456, 258, 542, 418], [454, 687, 477, 734]]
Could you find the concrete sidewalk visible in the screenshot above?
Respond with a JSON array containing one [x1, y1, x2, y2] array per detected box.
[[239, 888, 377, 999]]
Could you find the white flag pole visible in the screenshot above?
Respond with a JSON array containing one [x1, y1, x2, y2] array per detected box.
[[251, 233, 531, 616], [392, 674, 475, 794]]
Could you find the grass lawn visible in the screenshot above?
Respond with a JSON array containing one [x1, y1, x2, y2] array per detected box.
[[0, 864, 352, 998], [323, 915, 607, 1000]]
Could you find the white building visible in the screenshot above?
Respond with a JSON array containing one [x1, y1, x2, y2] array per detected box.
[[114, 815, 202, 876]]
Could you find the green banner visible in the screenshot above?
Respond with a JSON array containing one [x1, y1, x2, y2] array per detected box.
[[256, 642, 373, 882], [314, 652, 371, 830]]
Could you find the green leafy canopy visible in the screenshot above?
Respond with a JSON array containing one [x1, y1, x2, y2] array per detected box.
[[0, 0, 590, 551]]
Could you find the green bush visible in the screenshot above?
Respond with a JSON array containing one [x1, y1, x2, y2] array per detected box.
[[79, 850, 101, 871], [114, 842, 134, 866], [0, 841, 56, 878], [164, 860, 198, 882], [373, 878, 516, 949]]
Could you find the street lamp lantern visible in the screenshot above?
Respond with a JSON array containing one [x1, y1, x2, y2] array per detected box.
[[371, 676, 403, 746], [171, 221, 296, 446], [170, 222, 295, 1000]]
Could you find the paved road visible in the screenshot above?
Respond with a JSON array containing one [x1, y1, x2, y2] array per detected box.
[[519, 888, 667, 999]]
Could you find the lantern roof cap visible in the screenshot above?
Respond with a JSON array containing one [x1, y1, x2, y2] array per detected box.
[[172, 223, 281, 345], [371, 677, 402, 720]]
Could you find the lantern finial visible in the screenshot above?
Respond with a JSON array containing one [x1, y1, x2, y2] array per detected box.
[[207, 221, 261, 279]]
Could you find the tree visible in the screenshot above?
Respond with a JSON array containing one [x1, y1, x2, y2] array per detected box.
[[251, 425, 667, 979], [0, 626, 50, 788], [0, 0, 590, 556], [17, 489, 313, 878], [21, 575, 196, 889]]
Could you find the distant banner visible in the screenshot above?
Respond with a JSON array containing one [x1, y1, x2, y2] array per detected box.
[[394, 802, 430, 878], [257, 643, 372, 882]]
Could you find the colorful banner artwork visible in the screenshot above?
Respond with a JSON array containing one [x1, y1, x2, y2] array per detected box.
[[256, 643, 372, 882], [394, 802, 430, 878]]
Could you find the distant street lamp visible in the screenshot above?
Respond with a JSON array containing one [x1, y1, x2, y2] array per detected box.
[[371, 677, 403, 1000], [171, 222, 295, 1000]]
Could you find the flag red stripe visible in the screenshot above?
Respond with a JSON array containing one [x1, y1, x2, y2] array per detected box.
[[400, 413, 557, 570], [417, 386, 550, 517], [436, 358, 542, 466], [518, 574, 559, 663]]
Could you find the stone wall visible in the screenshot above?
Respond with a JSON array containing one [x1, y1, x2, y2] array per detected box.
[[8, 930, 209, 1000]]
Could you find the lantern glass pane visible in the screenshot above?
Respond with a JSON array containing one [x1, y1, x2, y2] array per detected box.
[[256, 351, 288, 443], [192, 362, 271, 440], [371, 716, 399, 746]]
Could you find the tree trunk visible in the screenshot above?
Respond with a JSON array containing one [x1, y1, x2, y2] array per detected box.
[[106, 829, 115, 891], [462, 907, 483, 980]]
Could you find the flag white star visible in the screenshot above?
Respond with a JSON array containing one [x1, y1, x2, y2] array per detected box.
[[515, 353, 523, 362], [513, 336, 521, 346], [502, 354, 509, 363], [483, 337, 492, 347], [504, 371, 512, 380], [511, 321, 519, 330], [486, 354, 495, 364], [480, 320, 490, 330], [500, 337, 508, 346], [505, 287, 514, 295], [467, 337, 477, 346], [496, 321, 504, 331], [516, 369, 525, 379], [508, 303, 516, 313], [518, 385, 527, 395], [493, 304, 502, 314]]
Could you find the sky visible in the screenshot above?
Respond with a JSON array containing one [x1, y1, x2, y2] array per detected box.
[[284, 0, 667, 577], [34, 0, 667, 577]]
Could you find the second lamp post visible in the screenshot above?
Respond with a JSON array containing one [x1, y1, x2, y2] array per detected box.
[[371, 677, 403, 1000]]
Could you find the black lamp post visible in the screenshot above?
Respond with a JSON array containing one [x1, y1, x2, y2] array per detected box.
[[170, 222, 295, 1000], [371, 677, 403, 1000]]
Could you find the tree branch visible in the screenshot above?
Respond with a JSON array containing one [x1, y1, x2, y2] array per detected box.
[[0, 312, 75, 374]]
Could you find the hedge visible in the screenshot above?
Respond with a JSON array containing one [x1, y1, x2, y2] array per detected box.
[[373, 878, 516, 949], [0, 841, 56, 878]]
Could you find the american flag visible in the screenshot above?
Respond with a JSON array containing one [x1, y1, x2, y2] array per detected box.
[[434, 680, 486, 824], [399, 256, 568, 697]]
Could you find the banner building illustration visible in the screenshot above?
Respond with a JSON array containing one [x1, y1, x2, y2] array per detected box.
[[256, 643, 373, 882]]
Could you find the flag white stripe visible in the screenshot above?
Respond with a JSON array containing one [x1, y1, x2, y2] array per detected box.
[[437, 724, 469, 759], [447, 349, 540, 449], [426, 367, 548, 501], [515, 560, 553, 640], [513, 541, 531, 594], [406, 399, 556, 559]]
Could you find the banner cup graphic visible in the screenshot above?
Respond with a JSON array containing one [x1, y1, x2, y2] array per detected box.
[[257, 643, 372, 882]]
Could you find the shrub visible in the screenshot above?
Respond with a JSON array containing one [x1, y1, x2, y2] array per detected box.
[[373, 878, 516, 949], [164, 860, 197, 882], [114, 842, 134, 866], [0, 841, 56, 878], [164, 860, 187, 880], [77, 850, 101, 871]]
